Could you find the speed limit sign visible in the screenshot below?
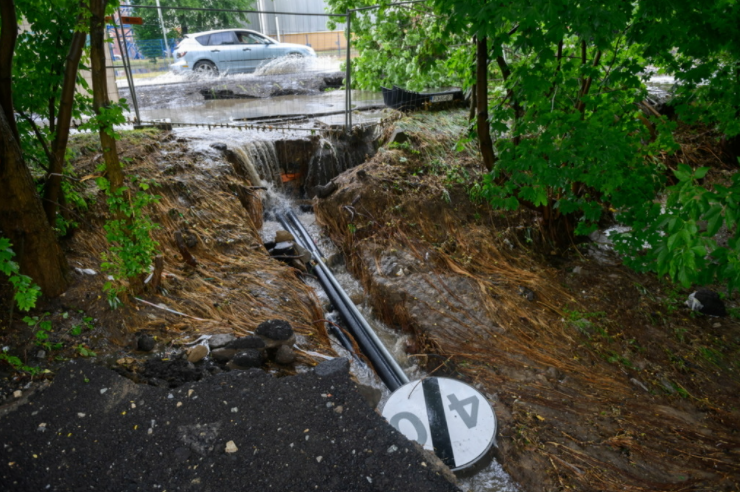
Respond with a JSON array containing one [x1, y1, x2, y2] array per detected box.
[[381, 377, 496, 471]]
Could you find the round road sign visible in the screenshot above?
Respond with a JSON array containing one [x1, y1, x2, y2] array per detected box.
[[381, 377, 496, 471]]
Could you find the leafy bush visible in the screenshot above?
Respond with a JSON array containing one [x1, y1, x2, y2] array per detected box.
[[0, 237, 41, 311], [98, 176, 160, 306], [615, 163, 740, 292]]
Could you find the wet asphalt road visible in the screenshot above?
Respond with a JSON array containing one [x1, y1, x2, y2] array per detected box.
[[0, 359, 460, 491]]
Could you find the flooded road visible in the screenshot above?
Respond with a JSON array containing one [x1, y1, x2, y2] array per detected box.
[[139, 90, 387, 127]]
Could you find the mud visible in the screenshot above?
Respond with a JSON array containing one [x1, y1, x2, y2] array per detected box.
[[315, 110, 740, 492]]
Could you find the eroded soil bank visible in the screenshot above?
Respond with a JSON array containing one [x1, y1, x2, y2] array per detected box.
[[1, 108, 739, 492], [315, 111, 740, 491]]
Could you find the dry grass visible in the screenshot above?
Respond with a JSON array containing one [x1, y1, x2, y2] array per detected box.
[[316, 110, 740, 491], [61, 129, 330, 364]]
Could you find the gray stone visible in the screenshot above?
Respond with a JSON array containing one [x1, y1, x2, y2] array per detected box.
[[326, 253, 345, 268], [315, 181, 338, 199], [274, 230, 294, 243], [187, 345, 209, 363], [255, 320, 296, 349], [231, 349, 264, 369], [137, 334, 156, 352], [208, 334, 236, 349], [357, 383, 382, 409], [294, 244, 312, 264], [314, 357, 350, 378], [274, 345, 296, 365], [225, 336, 265, 350], [290, 259, 307, 273], [518, 286, 535, 301], [211, 348, 237, 363]]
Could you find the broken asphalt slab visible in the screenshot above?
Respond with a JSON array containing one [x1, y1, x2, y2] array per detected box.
[[0, 359, 459, 491]]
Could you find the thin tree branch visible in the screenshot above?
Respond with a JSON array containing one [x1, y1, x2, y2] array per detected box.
[[16, 109, 53, 167]]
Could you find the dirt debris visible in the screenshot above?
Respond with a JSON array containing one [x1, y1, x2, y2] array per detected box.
[[0, 128, 332, 395], [316, 110, 740, 492]]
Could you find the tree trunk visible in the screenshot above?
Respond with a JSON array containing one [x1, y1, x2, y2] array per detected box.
[[0, 103, 69, 297], [476, 36, 495, 172], [89, 0, 124, 190], [44, 28, 88, 225], [0, 0, 19, 142]]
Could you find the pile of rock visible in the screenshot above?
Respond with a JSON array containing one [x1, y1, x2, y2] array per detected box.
[[130, 320, 299, 388], [263, 230, 312, 273], [189, 319, 298, 370]]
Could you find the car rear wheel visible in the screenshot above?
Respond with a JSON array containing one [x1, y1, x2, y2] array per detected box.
[[194, 60, 218, 76]]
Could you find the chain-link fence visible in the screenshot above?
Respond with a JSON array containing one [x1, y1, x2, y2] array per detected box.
[[108, 3, 376, 131]]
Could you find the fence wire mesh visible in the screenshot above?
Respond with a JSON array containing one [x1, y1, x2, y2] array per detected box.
[[109, 3, 372, 131]]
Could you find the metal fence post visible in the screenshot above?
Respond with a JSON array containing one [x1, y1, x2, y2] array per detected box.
[[345, 9, 352, 133], [113, 9, 141, 123]]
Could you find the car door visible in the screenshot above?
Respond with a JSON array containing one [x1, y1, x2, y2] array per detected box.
[[206, 31, 244, 73], [237, 32, 276, 71]]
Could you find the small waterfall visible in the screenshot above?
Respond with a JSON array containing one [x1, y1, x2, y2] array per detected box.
[[224, 140, 283, 188]]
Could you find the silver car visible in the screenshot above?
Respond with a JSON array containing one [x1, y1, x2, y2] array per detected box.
[[169, 29, 316, 75]]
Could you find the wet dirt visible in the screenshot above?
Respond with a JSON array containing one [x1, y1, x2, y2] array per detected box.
[[315, 110, 740, 492]]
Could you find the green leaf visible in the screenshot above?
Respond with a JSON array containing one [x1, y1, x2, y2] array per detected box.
[[693, 167, 710, 180]]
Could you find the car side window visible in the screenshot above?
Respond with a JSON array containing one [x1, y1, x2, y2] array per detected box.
[[195, 34, 210, 45], [237, 32, 262, 45], [209, 32, 236, 46]]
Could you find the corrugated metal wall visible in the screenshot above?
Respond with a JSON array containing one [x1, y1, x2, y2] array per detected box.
[[241, 0, 346, 36]]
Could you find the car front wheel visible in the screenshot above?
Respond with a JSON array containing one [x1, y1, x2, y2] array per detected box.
[[194, 60, 218, 76]]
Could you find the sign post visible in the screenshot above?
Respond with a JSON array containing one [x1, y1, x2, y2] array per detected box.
[[382, 377, 497, 471]]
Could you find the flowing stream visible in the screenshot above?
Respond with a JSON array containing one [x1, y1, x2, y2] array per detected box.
[[177, 126, 520, 492]]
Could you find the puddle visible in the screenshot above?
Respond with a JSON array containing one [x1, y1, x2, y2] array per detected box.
[[139, 90, 382, 125]]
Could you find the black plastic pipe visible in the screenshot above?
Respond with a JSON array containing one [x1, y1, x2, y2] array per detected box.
[[277, 213, 407, 391], [285, 211, 409, 385]]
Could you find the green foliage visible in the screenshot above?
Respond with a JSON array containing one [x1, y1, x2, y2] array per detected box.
[[375, 0, 739, 292], [70, 316, 94, 336], [0, 347, 42, 376], [326, 0, 465, 91], [13, 0, 94, 170], [24, 313, 62, 352], [79, 99, 130, 140], [614, 164, 740, 292], [97, 176, 160, 306], [130, 0, 256, 40], [0, 238, 41, 311], [75, 344, 97, 358]]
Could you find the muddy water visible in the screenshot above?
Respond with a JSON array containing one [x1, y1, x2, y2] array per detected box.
[[140, 90, 385, 127], [117, 55, 343, 88]]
